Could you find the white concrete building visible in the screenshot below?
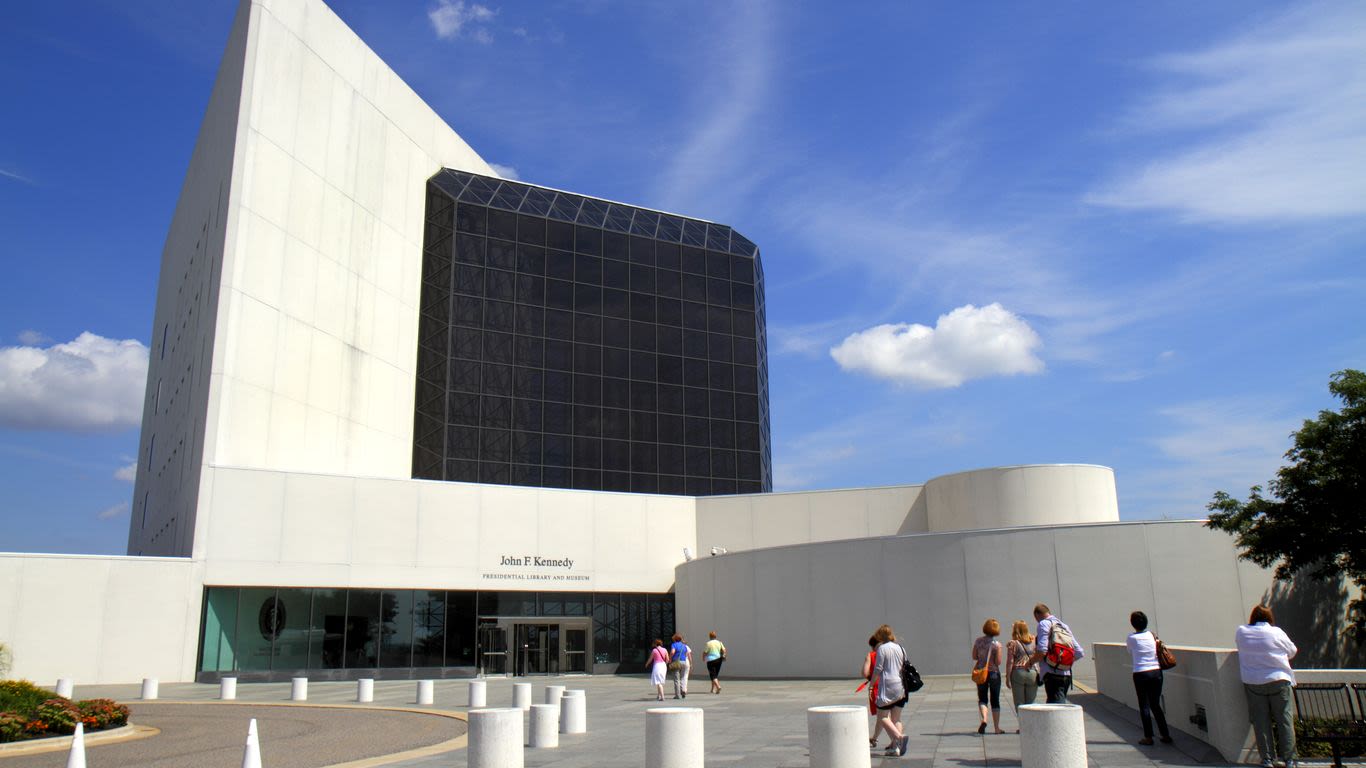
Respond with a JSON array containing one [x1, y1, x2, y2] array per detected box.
[[0, 0, 1355, 687]]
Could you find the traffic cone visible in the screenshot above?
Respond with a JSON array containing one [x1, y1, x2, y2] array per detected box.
[[242, 718, 262, 768], [66, 722, 86, 768]]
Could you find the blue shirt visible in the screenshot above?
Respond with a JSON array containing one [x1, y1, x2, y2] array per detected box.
[[670, 641, 689, 662]]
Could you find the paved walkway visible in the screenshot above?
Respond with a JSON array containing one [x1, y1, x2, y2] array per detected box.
[[58, 676, 1236, 767]]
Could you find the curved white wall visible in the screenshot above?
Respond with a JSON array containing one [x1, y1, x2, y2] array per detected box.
[[925, 464, 1118, 532], [675, 520, 1283, 679]]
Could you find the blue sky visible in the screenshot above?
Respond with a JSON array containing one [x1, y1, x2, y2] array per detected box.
[[2, 0, 1363, 555]]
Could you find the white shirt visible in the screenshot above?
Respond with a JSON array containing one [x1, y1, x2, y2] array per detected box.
[[1126, 631, 1159, 673], [1235, 622, 1297, 685]]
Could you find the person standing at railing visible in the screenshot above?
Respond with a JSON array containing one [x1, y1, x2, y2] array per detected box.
[[1126, 611, 1173, 746], [1235, 604, 1298, 768]]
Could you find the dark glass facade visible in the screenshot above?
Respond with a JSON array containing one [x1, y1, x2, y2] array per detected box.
[[198, 586, 675, 679], [412, 170, 772, 495]]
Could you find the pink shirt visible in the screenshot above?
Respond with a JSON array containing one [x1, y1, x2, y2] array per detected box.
[[650, 647, 669, 665]]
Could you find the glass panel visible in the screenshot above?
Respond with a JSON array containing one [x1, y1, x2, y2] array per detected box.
[[379, 590, 414, 668], [593, 593, 621, 665], [346, 589, 381, 669], [309, 588, 348, 670], [620, 593, 650, 665], [480, 591, 536, 617], [413, 591, 445, 668], [234, 588, 277, 671], [448, 591, 478, 667], [272, 588, 312, 671], [200, 587, 238, 672]]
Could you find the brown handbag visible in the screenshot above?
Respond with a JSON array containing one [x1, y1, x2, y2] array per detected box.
[[1155, 636, 1177, 670], [971, 666, 989, 685]]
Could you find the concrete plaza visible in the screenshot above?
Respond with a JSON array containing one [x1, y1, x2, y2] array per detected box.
[[15, 674, 1244, 768]]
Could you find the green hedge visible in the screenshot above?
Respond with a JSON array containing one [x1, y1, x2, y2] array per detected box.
[[0, 680, 129, 743], [1296, 717, 1366, 759]]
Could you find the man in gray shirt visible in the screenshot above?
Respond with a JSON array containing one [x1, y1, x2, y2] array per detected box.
[[1029, 603, 1084, 704]]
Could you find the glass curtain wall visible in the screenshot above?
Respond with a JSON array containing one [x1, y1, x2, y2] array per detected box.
[[199, 587, 674, 676]]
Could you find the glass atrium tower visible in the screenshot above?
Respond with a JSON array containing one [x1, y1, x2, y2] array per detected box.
[[412, 170, 772, 496]]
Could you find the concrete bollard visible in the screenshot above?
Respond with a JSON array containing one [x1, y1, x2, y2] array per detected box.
[[417, 680, 435, 706], [1019, 704, 1086, 768], [140, 678, 159, 700], [543, 684, 565, 707], [468, 708, 523, 768], [291, 677, 308, 701], [529, 703, 559, 748], [468, 679, 488, 708], [512, 682, 531, 710], [646, 708, 704, 768], [65, 722, 86, 768], [220, 677, 238, 700], [807, 706, 871, 768], [56, 678, 74, 699], [357, 678, 374, 703], [242, 718, 262, 768], [560, 691, 587, 734]]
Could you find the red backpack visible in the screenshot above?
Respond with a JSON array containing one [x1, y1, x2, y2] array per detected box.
[[1045, 621, 1077, 671]]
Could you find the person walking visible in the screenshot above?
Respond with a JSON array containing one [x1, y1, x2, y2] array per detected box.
[[1126, 611, 1173, 746], [669, 633, 692, 699], [859, 635, 886, 749], [1005, 619, 1038, 730], [1236, 605, 1298, 768], [870, 624, 910, 758], [1029, 603, 1084, 703], [704, 631, 727, 694], [647, 639, 669, 701], [972, 619, 1005, 734]]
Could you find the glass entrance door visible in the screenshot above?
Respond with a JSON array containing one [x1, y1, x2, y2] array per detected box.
[[477, 623, 508, 676], [514, 623, 558, 675], [564, 627, 588, 673]]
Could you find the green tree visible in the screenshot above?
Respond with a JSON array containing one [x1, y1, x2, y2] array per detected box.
[[1207, 369, 1366, 626]]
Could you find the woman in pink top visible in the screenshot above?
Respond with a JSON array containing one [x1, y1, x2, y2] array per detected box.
[[972, 619, 1004, 734], [646, 639, 670, 701]]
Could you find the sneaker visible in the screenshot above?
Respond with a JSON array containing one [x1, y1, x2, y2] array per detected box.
[[898, 735, 909, 756], [883, 746, 899, 758]]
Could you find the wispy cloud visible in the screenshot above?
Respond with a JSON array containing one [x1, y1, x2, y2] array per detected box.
[[114, 462, 137, 483], [428, 0, 497, 42], [96, 501, 130, 520], [1089, 3, 1366, 223], [1, 168, 35, 185], [0, 332, 148, 432], [17, 330, 51, 346], [830, 303, 1044, 388], [488, 162, 520, 180]]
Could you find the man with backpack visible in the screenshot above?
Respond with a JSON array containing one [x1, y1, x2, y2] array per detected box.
[[1029, 603, 1084, 703]]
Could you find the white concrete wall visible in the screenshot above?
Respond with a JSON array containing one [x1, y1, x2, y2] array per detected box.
[[924, 464, 1118, 532], [0, 554, 201, 685], [694, 485, 922, 556], [676, 520, 1295, 679], [198, 466, 695, 593]]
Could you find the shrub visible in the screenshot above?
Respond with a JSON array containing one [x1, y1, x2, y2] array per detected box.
[[0, 680, 129, 743], [0, 680, 53, 716], [76, 699, 129, 730], [0, 712, 25, 743], [33, 698, 80, 735]]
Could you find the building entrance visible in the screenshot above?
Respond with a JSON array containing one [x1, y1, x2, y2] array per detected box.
[[478, 617, 591, 676]]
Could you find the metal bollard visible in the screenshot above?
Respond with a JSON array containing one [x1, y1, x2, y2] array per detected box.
[[560, 690, 586, 734], [512, 682, 531, 710], [468, 708, 523, 768], [468, 679, 488, 708], [417, 680, 435, 706], [807, 706, 870, 768], [290, 677, 308, 701], [56, 678, 74, 699], [1019, 704, 1086, 768], [529, 703, 559, 748], [357, 678, 374, 703], [140, 678, 159, 700], [646, 707, 704, 768], [543, 685, 565, 707], [220, 677, 238, 700]]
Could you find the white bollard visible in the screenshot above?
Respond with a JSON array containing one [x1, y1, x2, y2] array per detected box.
[[1019, 704, 1087, 768], [468, 679, 488, 708], [468, 708, 523, 768], [220, 677, 238, 700], [140, 678, 159, 700], [529, 703, 559, 748], [807, 706, 871, 768], [512, 682, 531, 710], [290, 677, 308, 701], [543, 684, 565, 707], [65, 722, 86, 768], [242, 718, 262, 768], [560, 691, 586, 734], [417, 680, 435, 706], [56, 678, 74, 699], [646, 708, 704, 768], [357, 678, 374, 703]]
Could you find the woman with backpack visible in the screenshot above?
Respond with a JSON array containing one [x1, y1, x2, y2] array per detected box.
[[971, 618, 1005, 734], [870, 624, 910, 758]]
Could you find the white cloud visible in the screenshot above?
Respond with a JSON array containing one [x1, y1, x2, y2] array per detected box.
[[830, 303, 1043, 388], [0, 332, 148, 431], [114, 462, 137, 483], [428, 0, 496, 42], [1089, 3, 1366, 223], [17, 330, 50, 346], [96, 501, 129, 520], [0, 168, 34, 185], [488, 163, 520, 180]]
